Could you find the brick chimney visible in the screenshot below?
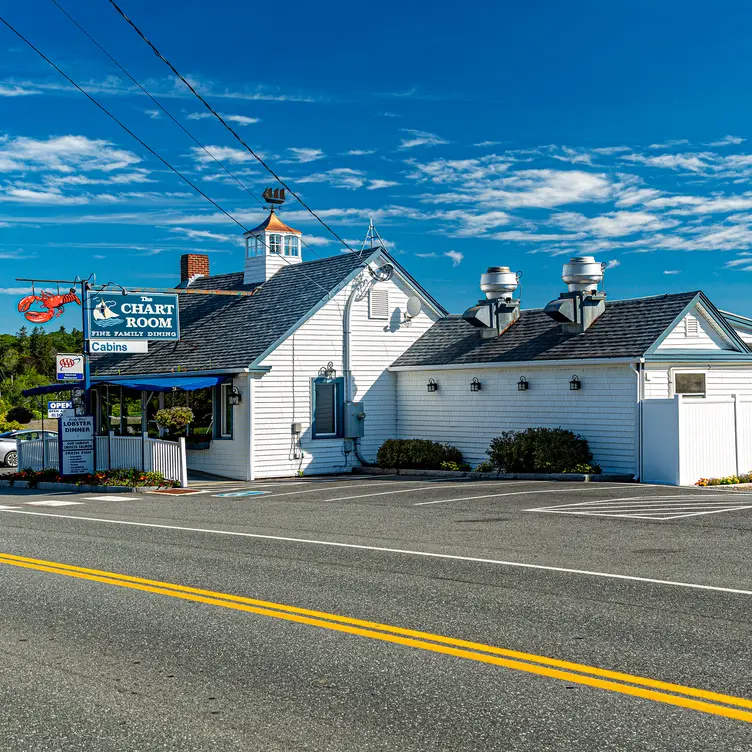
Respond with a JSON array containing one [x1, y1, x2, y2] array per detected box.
[[180, 253, 209, 284]]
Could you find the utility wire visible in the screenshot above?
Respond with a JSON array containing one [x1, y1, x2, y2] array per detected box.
[[48, 0, 323, 262], [106, 0, 356, 254], [0, 13, 334, 295]]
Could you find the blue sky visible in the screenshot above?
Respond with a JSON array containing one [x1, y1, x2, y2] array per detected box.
[[3, 0, 752, 333]]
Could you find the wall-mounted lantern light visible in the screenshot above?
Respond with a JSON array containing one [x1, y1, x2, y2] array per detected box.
[[228, 386, 242, 406], [517, 376, 529, 391], [318, 361, 337, 380], [470, 377, 481, 392], [569, 374, 581, 391], [427, 378, 438, 393]]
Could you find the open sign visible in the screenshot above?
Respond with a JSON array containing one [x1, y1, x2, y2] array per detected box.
[[56, 353, 84, 382]]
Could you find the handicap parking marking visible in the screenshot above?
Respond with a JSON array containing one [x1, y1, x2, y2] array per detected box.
[[526, 494, 752, 520], [24, 500, 83, 507]]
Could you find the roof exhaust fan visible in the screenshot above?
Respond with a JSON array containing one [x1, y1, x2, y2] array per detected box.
[[544, 256, 607, 334], [463, 266, 521, 338]]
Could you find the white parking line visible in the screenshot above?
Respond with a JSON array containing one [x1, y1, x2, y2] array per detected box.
[[24, 500, 82, 507], [413, 486, 628, 506], [84, 496, 145, 502], [1, 507, 751, 597], [324, 481, 554, 503], [528, 494, 752, 520]]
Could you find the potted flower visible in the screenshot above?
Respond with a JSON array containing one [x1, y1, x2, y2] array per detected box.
[[155, 406, 195, 442]]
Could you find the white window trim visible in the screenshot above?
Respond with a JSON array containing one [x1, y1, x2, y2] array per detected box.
[[674, 371, 706, 397], [219, 383, 234, 438]]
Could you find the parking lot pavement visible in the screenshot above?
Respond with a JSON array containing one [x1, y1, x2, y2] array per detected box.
[[2, 474, 752, 750]]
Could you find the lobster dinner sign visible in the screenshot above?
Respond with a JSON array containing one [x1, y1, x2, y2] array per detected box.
[[87, 293, 180, 340]]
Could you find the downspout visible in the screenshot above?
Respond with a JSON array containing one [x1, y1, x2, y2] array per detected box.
[[343, 277, 375, 467], [632, 359, 644, 482]]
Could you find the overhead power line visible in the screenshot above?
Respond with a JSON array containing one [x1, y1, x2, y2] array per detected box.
[[106, 0, 357, 254], [0, 12, 334, 295]]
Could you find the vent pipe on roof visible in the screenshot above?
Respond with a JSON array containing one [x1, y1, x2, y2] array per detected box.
[[544, 256, 606, 334], [463, 266, 521, 338]]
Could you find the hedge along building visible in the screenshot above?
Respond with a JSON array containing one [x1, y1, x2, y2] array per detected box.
[[389, 258, 752, 484], [90, 207, 445, 480]]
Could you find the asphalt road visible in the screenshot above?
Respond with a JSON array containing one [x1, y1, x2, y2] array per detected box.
[[1, 476, 751, 751]]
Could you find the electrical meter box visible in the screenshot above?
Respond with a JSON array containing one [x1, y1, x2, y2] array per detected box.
[[344, 402, 366, 438]]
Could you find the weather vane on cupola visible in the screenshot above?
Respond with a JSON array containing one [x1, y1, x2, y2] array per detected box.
[[262, 187, 286, 211]]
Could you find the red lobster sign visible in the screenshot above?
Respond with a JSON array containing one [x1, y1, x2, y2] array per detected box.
[[18, 287, 81, 324]]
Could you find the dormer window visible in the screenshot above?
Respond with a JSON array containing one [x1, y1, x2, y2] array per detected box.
[[284, 236, 300, 257], [269, 234, 282, 254]]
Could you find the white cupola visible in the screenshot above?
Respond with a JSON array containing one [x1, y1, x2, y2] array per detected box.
[[243, 205, 302, 284]]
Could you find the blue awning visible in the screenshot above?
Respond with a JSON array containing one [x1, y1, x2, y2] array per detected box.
[[22, 383, 82, 397], [94, 375, 230, 392]]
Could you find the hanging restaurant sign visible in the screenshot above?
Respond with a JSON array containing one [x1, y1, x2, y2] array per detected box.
[[17, 287, 81, 324], [87, 293, 180, 340]]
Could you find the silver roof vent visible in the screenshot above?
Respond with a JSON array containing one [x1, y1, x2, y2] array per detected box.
[[544, 256, 607, 334], [480, 266, 520, 300], [562, 256, 605, 293]]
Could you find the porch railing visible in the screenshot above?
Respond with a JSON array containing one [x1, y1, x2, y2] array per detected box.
[[17, 434, 187, 487]]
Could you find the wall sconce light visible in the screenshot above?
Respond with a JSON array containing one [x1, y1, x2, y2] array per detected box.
[[228, 386, 242, 406], [470, 377, 481, 392], [318, 361, 337, 379], [71, 387, 86, 415], [569, 375, 581, 391], [517, 376, 529, 391], [427, 378, 438, 393]]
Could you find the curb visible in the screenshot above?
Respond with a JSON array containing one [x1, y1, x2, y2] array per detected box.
[[0, 480, 162, 493], [352, 467, 634, 483]]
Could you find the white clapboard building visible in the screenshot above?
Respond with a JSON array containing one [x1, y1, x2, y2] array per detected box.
[[92, 212, 752, 484]]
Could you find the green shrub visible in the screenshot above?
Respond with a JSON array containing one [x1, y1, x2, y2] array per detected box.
[[440, 460, 471, 472], [474, 460, 496, 473], [487, 428, 599, 474], [6, 406, 33, 424], [376, 439, 464, 470], [6, 467, 178, 488]]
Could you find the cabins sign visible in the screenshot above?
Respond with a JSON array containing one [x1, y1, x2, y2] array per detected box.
[[88, 293, 180, 340]]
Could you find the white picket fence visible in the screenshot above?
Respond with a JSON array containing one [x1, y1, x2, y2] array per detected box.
[[17, 434, 187, 487], [642, 394, 752, 485]]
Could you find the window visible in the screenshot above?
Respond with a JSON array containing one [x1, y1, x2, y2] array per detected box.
[[284, 235, 299, 257], [312, 377, 344, 439], [684, 315, 699, 338], [675, 372, 706, 396], [369, 288, 389, 320], [268, 234, 282, 254], [218, 383, 234, 438]]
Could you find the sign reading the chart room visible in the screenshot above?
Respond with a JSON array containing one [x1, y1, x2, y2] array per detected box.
[[88, 293, 180, 340]]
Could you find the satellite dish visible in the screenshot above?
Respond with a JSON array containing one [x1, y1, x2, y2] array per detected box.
[[405, 296, 422, 319]]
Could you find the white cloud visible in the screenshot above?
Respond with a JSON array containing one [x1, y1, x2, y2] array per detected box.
[[407, 155, 513, 184], [592, 146, 630, 155], [663, 270, 681, 275], [491, 230, 579, 242], [283, 147, 325, 163], [0, 85, 40, 97], [189, 145, 256, 165], [187, 112, 260, 125], [445, 250, 463, 266], [706, 135, 745, 147], [297, 168, 365, 190], [144, 109, 161, 119], [345, 149, 375, 156], [648, 139, 690, 149], [621, 151, 714, 172], [0, 135, 141, 174], [366, 179, 399, 190], [0, 187, 88, 205], [399, 129, 449, 149], [415, 252, 438, 258], [554, 210, 677, 237], [474, 140, 503, 147], [0, 287, 36, 295], [169, 227, 237, 243], [606, 259, 620, 268], [614, 187, 663, 207]]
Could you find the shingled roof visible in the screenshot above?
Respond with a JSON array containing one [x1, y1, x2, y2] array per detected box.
[[92, 252, 369, 377], [391, 291, 702, 367]]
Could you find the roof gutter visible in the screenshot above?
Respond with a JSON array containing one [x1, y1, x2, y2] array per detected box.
[[389, 357, 643, 372], [92, 366, 271, 381]]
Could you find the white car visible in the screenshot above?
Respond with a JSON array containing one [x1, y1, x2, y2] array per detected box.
[[0, 429, 58, 468]]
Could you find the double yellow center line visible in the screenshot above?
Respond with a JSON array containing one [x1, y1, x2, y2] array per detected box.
[[2, 551, 750, 723]]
